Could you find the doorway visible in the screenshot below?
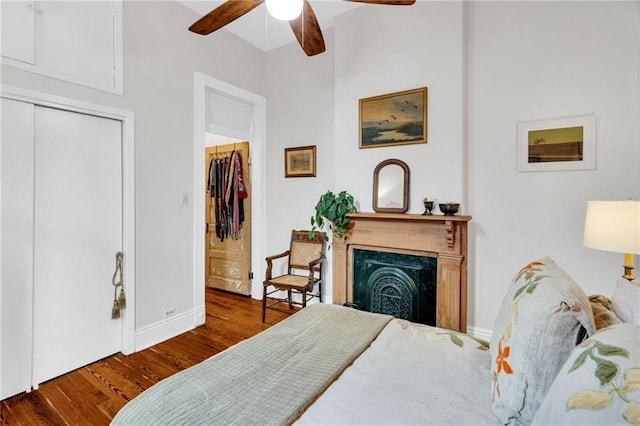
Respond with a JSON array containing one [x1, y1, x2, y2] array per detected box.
[[193, 73, 266, 325]]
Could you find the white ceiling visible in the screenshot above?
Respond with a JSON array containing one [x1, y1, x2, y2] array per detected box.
[[178, 0, 362, 52]]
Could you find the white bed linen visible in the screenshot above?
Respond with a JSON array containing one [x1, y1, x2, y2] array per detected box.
[[296, 318, 500, 425]]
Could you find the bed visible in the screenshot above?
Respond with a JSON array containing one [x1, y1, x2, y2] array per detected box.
[[112, 257, 640, 425]]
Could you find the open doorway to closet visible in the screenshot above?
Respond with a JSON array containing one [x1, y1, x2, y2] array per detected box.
[[205, 139, 251, 295], [193, 72, 266, 326]]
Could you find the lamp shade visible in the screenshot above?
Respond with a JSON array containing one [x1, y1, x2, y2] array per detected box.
[[583, 201, 640, 254]]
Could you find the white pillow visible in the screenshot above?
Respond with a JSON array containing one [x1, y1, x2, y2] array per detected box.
[[490, 257, 596, 425], [611, 278, 640, 324], [532, 322, 640, 425]]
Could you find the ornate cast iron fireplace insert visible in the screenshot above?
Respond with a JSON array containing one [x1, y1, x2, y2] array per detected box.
[[352, 249, 437, 326]]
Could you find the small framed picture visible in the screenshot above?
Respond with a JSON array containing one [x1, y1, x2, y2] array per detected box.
[[284, 145, 316, 178], [359, 87, 427, 149], [518, 115, 596, 172]]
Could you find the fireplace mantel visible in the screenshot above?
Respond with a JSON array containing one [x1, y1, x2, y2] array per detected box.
[[333, 212, 471, 332]]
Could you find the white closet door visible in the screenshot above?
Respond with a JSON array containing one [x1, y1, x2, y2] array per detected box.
[[33, 106, 122, 385], [1, 98, 35, 400]]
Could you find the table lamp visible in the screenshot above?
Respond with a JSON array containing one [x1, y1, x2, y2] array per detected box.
[[583, 200, 640, 281]]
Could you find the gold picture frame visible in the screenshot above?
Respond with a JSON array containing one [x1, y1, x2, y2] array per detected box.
[[518, 115, 596, 172], [284, 145, 316, 178], [359, 87, 427, 149]]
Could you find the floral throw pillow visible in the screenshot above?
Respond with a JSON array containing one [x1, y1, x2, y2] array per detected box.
[[490, 257, 596, 425], [532, 322, 640, 425]]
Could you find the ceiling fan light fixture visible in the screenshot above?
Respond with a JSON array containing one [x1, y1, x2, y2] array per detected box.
[[265, 0, 304, 21]]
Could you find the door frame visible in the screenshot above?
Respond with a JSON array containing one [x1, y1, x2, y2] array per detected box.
[[193, 72, 266, 325], [0, 84, 136, 354]]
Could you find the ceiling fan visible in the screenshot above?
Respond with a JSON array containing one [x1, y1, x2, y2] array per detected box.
[[189, 0, 416, 57]]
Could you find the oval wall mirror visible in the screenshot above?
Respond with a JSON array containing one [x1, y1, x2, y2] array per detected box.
[[372, 159, 410, 213]]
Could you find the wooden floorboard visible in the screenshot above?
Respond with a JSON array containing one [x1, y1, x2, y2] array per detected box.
[[1, 288, 291, 425]]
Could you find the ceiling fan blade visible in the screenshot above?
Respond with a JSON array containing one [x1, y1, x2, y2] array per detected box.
[[189, 0, 265, 35], [289, 0, 326, 56], [343, 0, 416, 5]]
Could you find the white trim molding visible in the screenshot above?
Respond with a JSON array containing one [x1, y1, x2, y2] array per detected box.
[[467, 325, 492, 343], [134, 310, 196, 352], [193, 72, 267, 328]]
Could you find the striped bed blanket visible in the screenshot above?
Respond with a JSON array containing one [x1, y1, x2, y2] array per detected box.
[[112, 304, 392, 425]]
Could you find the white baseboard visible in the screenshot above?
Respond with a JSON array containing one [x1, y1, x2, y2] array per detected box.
[[194, 305, 206, 327], [134, 309, 197, 352], [467, 325, 492, 343]]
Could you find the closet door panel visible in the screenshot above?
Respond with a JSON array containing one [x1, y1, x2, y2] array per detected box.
[[35, 1, 115, 90], [0, 98, 35, 400], [33, 106, 122, 385], [0, 1, 35, 64]]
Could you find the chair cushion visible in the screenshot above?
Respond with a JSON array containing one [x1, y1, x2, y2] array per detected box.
[[268, 274, 313, 290], [490, 256, 596, 425]]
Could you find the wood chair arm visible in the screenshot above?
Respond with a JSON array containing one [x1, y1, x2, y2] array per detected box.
[[264, 250, 290, 281], [306, 257, 325, 285], [308, 257, 324, 269]]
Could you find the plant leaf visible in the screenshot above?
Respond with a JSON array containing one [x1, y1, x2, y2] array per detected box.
[[567, 390, 613, 410], [504, 321, 512, 341], [514, 284, 528, 299], [622, 401, 640, 426], [622, 368, 640, 393], [311, 190, 356, 239], [594, 358, 619, 386], [595, 341, 630, 358], [449, 333, 464, 348], [569, 349, 591, 373]]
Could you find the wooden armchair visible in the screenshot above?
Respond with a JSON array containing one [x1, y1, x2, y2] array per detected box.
[[262, 230, 326, 323]]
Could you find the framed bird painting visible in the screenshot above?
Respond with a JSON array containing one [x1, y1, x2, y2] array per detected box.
[[359, 87, 427, 149]]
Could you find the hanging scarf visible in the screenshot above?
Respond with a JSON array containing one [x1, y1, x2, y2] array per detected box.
[[209, 149, 250, 242], [235, 152, 246, 236]]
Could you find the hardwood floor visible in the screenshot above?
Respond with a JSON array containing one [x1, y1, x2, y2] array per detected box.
[[1, 289, 291, 425]]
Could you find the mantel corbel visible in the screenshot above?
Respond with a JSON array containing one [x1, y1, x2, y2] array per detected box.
[[445, 220, 454, 250]]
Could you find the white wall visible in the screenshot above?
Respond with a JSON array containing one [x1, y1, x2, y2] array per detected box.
[[1, 1, 266, 334], [334, 2, 466, 213], [264, 30, 337, 297], [467, 1, 640, 330], [265, 1, 640, 333]]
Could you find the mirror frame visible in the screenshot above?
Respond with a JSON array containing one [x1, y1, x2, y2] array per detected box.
[[372, 159, 410, 213]]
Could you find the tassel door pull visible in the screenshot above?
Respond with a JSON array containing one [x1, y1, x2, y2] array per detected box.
[[111, 251, 125, 319]]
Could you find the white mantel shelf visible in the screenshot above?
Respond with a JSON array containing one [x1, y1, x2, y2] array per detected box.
[[333, 212, 471, 332]]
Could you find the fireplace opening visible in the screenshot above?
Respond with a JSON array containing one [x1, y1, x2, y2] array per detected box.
[[352, 249, 437, 326]]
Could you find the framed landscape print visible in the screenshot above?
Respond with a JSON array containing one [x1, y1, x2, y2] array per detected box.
[[284, 145, 316, 178], [359, 87, 427, 149], [518, 115, 596, 172]]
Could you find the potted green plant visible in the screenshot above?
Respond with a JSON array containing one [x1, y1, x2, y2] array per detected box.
[[309, 190, 357, 242]]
